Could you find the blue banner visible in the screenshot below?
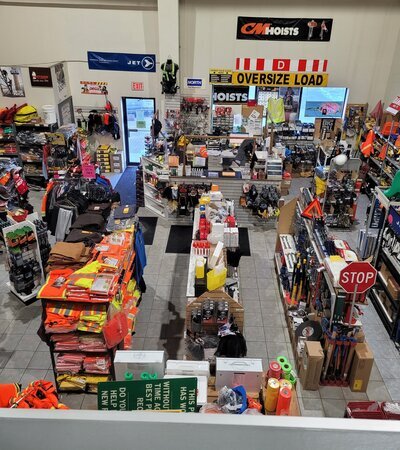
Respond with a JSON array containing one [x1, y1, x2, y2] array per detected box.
[[88, 51, 156, 73]]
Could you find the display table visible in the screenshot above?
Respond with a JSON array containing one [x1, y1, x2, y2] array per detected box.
[[171, 176, 281, 226]]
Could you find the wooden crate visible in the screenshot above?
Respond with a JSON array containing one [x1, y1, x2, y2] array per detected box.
[[186, 290, 244, 334]]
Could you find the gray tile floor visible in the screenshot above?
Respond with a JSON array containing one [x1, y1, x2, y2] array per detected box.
[[0, 176, 398, 416]]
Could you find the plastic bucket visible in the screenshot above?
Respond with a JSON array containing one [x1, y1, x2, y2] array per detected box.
[[42, 105, 56, 124]]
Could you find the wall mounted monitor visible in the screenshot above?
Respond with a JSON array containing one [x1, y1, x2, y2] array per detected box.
[[298, 87, 349, 123]]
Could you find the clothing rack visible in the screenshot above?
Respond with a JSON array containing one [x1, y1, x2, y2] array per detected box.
[[74, 106, 119, 118]]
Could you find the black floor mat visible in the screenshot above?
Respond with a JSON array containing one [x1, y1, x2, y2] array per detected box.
[[114, 166, 137, 206], [166, 225, 193, 254], [139, 217, 158, 245], [239, 227, 251, 256]]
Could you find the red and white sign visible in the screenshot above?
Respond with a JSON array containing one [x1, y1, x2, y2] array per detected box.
[[80, 81, 108, 95], [132, 82, 144, 91], [386, 96, 400, 116], [338, 261, 377, 294], [235, 58, 328, 72]]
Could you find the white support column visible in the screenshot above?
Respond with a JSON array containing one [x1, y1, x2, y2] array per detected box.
[[157, 0, 180, 121], [157, 0, 179, 67]]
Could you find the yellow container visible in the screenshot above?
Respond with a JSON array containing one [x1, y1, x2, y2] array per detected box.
[[206, 267, 227, 291], [195, 259, 205, 279], [199, 195, 210, 205], [265, 377, 280, 412]]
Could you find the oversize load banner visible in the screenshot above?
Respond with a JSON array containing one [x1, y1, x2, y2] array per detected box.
[[98, 378, 197, 412], [237, 17, 333, 41], [232, 71, 328, 87]]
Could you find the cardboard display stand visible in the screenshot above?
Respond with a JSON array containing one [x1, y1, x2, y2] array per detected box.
[[185, 290, 244, 335], [3, 217, 45, 304]]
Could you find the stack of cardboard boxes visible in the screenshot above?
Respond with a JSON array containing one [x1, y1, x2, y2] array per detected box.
[[110, 152, 123, 173], [299, 340, 374, 393], [96, 145, 111, 173], [96, 145, 125, 173]]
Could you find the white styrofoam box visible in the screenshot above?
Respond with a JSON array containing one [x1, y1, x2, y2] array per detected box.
[[114, 351, 165, 381], [224, 227, 239, 248], [209, 222, 224, 244], [208, 240, 224, 269], [166, 360, 210, 378], [216, 358, 263, 392], [163, 375, 207, 406], [209, 191, 223, 201]]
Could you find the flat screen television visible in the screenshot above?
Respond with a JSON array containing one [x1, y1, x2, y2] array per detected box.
[[298, 87, 349, 123]]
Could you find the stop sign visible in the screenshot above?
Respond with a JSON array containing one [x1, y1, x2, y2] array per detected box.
[[338, 261, 377, 293]]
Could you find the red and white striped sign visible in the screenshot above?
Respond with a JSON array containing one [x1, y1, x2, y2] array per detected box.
[[235, 58, 328, 72]]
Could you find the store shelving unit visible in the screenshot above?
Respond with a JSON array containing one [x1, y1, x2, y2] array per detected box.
[[320, 158, 361, 229], [141, 155, 169, 218], [364, 132, 400, 197], [15, 121, 57, 182], [368, 203, 400, 340], [275, 188, 367, 370], [0, 123, 19, 160], [3, 213, 46, 305], [42, 296, 117, 394]]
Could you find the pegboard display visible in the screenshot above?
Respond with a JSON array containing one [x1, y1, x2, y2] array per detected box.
[[164, 94, 181, 133], [212, 106, 234, 133], [180, 96, 210, 135]]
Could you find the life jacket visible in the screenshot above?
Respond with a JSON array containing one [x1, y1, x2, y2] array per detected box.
[[9, 380, 68, 409], [0, 383, 21, 407]]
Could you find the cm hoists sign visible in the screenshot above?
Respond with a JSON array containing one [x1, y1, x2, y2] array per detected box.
[[338, 261, 377, 294]]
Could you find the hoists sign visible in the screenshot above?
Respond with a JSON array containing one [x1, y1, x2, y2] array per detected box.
[[232, 71, 328, 87]]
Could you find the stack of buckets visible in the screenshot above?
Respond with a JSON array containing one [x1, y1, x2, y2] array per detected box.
[[264, 356, 296, 415]]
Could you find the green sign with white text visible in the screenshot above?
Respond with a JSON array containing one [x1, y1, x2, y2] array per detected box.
[[98, 378, 198, 412]]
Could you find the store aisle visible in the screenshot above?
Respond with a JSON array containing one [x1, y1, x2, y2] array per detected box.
[[0, 185, 399, 413]]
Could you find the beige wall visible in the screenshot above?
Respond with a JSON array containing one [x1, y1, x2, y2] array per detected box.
[[0, 0, 399, 121], [180, 0, 400, 106], [0, 4, 160, 114], [385, 25, 400, 107]]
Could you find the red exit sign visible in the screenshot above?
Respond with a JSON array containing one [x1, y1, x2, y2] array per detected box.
[[132, 82, 144, 91]]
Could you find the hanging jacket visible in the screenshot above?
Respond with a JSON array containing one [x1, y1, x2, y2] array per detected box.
[[134, 227, 147, 282], [268, 97, 285, 124]]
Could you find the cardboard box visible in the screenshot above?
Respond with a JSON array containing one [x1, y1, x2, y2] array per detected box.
[[380, 263, 390, 280], [349, 343, 373, 392], [356, 330, 366, 343], [387, 276, 400, 301], [300, 341, 324, 390], [111, 153, 122, 163]]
